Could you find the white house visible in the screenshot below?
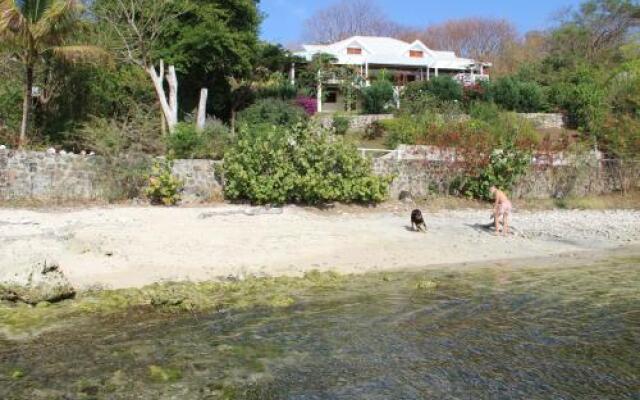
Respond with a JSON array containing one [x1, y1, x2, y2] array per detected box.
[[292, 36, 491, 112]]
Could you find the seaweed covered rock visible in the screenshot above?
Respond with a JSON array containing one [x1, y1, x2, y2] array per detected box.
[[0, 260, 75, 304]]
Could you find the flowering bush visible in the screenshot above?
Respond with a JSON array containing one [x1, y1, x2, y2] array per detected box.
[[295, 96, 317, 116], [144, 160, 183, 206]]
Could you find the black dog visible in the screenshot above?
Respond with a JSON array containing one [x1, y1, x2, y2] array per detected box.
[[411, 209, 427, 232]]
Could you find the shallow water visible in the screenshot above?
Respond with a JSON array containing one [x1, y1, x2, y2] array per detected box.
[[1, 257, 639, 399]]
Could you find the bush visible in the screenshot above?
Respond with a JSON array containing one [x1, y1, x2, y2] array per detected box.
[[453, 146, 531, 200], [399, 85, 438, 115], [295, 96, 317, 116], [256, 82, 297, 100], [381, 118, 421, 149], [0, 78, 22, 139], [332, 115, 350, 135], [552, 82, 606, 133], [237, 98, 308, 129], [425, 76, 463, 102], [489, 77, 548, 113], [224, 124, 391, 205], [361, 80, 394, 114], [469, 101, 501, 122], [144, 160, 183, 206], [165, 119, 231, 160]]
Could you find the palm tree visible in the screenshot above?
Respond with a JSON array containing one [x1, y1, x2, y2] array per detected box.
[[0, 0, 106, 146]]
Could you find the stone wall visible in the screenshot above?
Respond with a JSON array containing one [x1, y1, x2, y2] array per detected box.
[[373, 157, 633, 200], [0, 149, 222, 203], [171, 159, 223, 202], [319, 114, 394, 130], [0, 149, 101, 201], [517, 113, 565, 129]]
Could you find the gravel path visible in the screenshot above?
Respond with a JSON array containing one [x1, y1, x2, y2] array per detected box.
[[1, 206, 639, 289]]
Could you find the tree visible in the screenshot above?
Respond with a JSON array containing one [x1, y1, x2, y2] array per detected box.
[[302, 0, 403, 44], [94, 0, 182, 132], [549, 0, 640, 63], [153, 0, 261, 121], [417, 18, 518, 61], [0, 0, 106, 146]]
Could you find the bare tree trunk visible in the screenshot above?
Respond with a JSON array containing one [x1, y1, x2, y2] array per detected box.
[[19, 64, 34, 148], [230, 109, 236, 136], [146, 60, 178, 133], [196, 88, 208, 131], [166, 65, 178, 128]]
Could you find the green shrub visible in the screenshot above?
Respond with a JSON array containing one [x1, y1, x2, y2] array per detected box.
[[361, 80, 394, 114], [0, 79, 22, 138], [332, 115, 350, 135], [382, 118, 420, 149], [165, 119, 231, 159], [256, 82, 297, 100], [469, 101, 501, 122], [518, 81, 548, 112], [425, 76, 463, 102], [144, 160, 183, 206], [552, 82, 606, 133], [237, 98, 308, 129], [453, 146, 531, 200], [489, 77, 548, 113], [224, 124, 391, 205], [399, 85, 438, 115]]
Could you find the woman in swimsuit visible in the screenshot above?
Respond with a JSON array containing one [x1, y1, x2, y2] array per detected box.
[[490, 186, 512, 236]]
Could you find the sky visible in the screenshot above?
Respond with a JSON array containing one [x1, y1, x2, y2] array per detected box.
[[259, 0, 585, 45]]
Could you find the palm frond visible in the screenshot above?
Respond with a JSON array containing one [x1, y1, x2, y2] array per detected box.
[[51, 44, 112, 65], [0, 0, 28, 34], [32, 0, 82, 41]]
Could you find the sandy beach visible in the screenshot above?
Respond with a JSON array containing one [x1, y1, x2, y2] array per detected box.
[[1, 204, 639, 290]]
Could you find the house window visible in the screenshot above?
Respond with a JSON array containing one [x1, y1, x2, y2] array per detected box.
[[347, 47, 362, 55], [409, 50, 424, 58]]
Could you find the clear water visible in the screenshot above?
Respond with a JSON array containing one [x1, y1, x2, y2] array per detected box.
[[1, 257, 639, 399]]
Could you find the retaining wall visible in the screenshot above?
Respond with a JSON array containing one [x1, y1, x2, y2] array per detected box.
[[0, 149, 222, 202], [373, 157, 635, 200], [318, 114, 394, 130]]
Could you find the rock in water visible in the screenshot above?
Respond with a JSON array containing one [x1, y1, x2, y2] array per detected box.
[[0, 260, 75, 304]]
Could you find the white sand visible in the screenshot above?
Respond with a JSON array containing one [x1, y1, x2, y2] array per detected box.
[[1, 205, 639, 289]]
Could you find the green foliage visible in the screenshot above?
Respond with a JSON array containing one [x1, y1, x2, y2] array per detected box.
[[223, 125, 391, 205], [144, 160, 184, 206], [469, 101, 501, 122], [254, 72, 297, 100], [603, 114, 640, 159], [361, 80, 394, 114], [424, 76, 464, 102], [487, 77, 548, 112], [399, 86, 443, 115], [381, 118, 421, 149], [165, 119, 231, 159], [455, 147, 531, 200], [150, 0, 262, 118], [237, 99, 308, 129], [0, 78, 22, 139], [332, 115, 350, 135], [552, 80, 606, 133]]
